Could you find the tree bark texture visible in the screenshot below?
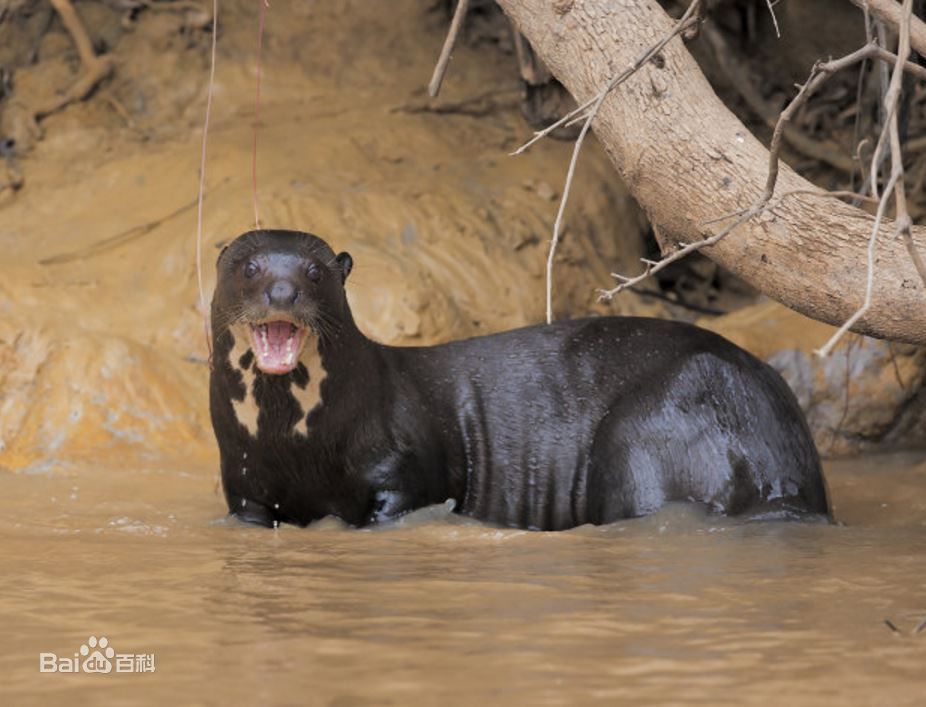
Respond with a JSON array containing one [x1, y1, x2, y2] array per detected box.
[[497, 0, 926, 344]]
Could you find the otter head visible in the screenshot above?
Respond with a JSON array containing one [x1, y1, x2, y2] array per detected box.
[[212, 230, 353, 375]]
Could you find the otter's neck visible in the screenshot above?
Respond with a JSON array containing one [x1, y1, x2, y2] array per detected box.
[[213, 310, 378, 442], [315, 308, 380, 376]]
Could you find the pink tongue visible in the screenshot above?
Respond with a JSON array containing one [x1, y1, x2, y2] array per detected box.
[[265, 321, 292, 352]]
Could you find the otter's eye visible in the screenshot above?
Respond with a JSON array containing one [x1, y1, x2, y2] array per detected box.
[[306, 263, 321, 282], [244, 260, 259, 278]]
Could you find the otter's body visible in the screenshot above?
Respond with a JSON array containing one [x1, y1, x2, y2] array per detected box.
[[209, 230, 828, 530]]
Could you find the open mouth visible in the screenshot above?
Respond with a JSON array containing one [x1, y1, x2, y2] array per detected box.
[[248, 320, 308, 374]]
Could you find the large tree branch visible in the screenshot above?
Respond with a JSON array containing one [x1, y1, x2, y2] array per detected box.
[[497, 0, 926, 345]]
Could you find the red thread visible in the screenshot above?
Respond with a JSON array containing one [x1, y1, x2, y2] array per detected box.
[[196, 0, 219, 361]]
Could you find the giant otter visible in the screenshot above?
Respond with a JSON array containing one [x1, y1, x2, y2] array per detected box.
[[209, 229, 829, 530]]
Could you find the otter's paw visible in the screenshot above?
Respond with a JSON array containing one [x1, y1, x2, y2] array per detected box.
[[367, 489, 412, 525], [229, 497, 278, 528]]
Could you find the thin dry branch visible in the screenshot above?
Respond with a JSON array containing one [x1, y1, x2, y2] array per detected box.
[[702, 27, 926, 173], [781, 189, 880, 205], [599, 201, 765, 301], [599, 40, 909, 303], [516, 0, 703, 323], [701, 24, 855, 173], [815, 168, 902, 357], [869, 45, 926, 82], [816, 0, 916, 357], [886, 7, 926, 290], [511, 1, 701, 157], [39, 0, 114, 119], [765, 0, 781, 39], [428, 0, 471, 98]]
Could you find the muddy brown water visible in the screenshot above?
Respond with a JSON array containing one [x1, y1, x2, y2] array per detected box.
[[1, 453, 924, 705]]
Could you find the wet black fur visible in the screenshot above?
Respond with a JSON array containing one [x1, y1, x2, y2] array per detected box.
[[209, 230, 829, 530]]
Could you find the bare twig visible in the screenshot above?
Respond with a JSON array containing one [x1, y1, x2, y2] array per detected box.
[[509, 94, 595, 157], [828, 332, 855, 454], [41, 192, 221, 265], [703, 26, 926, 174], [884, 616, 926, 635], [628, 286, 728, 316], [600, 203, 765, 301], [39, 0, 115, 119], [511, 1, 701, 158], [701, 25, 855, 173], [765, 0, 781, 39], [814, 167, 900, 357], [851, 6, 874, 193], [546, 106, 596, 323], [889, 46, 915, 254], [884, 5, 926, 290], [869, 45, 926, 82], [891, 49, 926, 286], [49, 0, 99, 69], [681, 0, 708, 40], [392, 88, 518, 117], [816, 0, 914, 358], [601, 42, 894, 303], [428, 0, 471, 98], [780, 189, 881, 205], [523, 0, 702, 323], [870, 22, 893, 201]]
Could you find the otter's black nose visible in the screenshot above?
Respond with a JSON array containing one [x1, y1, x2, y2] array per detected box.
[[267, 280, 298, 307]]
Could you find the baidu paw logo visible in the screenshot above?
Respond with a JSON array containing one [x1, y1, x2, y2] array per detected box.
[[39, 634, 155, 674], [79, 636, 114, 674]]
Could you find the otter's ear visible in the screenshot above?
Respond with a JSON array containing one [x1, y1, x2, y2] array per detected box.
[[335, 251, 353, 283]]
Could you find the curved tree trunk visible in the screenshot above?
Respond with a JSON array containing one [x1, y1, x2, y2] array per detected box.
[[496, 0, 926, 345]]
